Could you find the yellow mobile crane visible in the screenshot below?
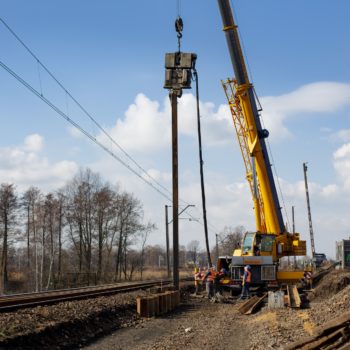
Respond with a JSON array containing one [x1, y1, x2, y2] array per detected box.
[[217, 0, 306, 286]]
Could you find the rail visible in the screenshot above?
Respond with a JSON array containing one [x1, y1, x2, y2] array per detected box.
[[0, 278, 190, 312]]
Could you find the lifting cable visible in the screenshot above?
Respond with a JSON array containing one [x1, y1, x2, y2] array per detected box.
[[176, 0, 181, 18]]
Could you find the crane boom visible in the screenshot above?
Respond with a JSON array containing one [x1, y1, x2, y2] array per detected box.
[[216, 1, 307, 286], [218, 0, 284, 235]]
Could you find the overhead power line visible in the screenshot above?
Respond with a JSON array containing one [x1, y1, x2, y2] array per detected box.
[[0, 60, 174, 202], [0, 16, 173, 200]]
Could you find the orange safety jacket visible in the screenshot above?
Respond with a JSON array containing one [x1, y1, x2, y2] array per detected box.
[[246, 270, 251, 283], [204, 270, 216, 283], [242, 270, 251, 284]]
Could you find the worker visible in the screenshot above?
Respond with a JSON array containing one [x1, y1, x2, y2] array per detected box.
[[202, 266, 217, 299], [254, 245, 261, 256], [193, 267, 203, 295], [214, 267, 227, 294], [239, 265, 251, 299]]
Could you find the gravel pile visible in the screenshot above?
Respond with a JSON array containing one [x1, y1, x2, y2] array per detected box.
[[308, 283, 350, 326], [246, 270, 350, 349], [310, 270, 350, 301]]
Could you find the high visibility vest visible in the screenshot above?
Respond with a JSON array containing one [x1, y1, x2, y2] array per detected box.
[[246, 270, 251, 283], [206, 270, 216, 282]]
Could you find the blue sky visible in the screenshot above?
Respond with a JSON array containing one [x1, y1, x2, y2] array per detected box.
[[1, 1, 350, 258]]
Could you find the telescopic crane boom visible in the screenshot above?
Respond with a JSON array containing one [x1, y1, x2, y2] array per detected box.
[[217, 0, 306, 285], [218, 0, 283, 234]]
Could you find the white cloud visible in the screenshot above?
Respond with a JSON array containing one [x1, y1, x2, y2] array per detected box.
[[96, 82, 350, 155], [98, 93, 171, 153], [260, 82, 350, 141], [331, 130, 350, 143], [0, 134, 78, 191], [333, 142, 350, 191], [334, 143, 350, 159], [97, 93, 233, 153], [179, 95, 233, 146], [23, 134, 44, 152], [67, 125, 84, 139]]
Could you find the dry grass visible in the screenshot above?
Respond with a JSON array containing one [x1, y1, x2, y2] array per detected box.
[[133, 267, 192, 281]]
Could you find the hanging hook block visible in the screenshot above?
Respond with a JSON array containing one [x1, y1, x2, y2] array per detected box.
[[175, 16, 183, 36]]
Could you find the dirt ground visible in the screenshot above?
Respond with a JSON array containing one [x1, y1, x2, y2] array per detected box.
[[85, 269, 350, 350], [0, 269, 349, 350], [85, 296, 248, 350]]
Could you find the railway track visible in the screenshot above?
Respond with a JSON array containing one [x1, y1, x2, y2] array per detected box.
[[0, 278, 181, 312]]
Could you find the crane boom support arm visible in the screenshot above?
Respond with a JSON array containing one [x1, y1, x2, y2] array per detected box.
[[217, 0, 285, 234]]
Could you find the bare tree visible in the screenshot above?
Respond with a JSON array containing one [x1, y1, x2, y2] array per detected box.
[[0, 184, 18, 293], [114, 192, 143, 281], [22, 187, 41, 292], [218, 226, 245, 256], [187, 240, 200, 265], [94, 185, 114, 282], [138, 222, 155, 280], [56, 190, 65, 286], [65, 168, 101, 284]]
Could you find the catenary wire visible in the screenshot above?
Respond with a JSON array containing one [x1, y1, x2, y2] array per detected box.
[[0, 16, 174, 201], [0, 60, 174, 203]]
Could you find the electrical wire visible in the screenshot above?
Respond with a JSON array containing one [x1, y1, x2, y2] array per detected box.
[[0, 59, 174, 203], [0, 16, 173, 201]]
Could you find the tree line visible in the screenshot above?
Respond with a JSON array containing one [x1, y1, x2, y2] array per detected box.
[[0, 168, 158, 293]]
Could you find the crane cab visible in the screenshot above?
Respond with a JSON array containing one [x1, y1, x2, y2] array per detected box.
[[231, 232, 278, 286], [240, 232, 277, 259], [230, 232, 306, 287]]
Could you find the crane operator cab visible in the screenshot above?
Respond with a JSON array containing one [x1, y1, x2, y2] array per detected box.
[[231, 232, 279, 287]]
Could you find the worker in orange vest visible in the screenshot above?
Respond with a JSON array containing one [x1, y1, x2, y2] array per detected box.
[[239, 265, 251, 299], [193, 267, 203, 294], [202, 266, 217, 299]]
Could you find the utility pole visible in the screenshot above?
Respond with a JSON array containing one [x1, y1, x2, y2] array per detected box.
[[170, 89, 179, 289], [165, 205, 171, 278], [164, 17, 197, 289], [303, 163, 316, 268], [215, 234, 219, 262]]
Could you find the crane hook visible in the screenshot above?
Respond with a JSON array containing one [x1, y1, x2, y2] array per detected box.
[[175, 16, 183, 51]]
